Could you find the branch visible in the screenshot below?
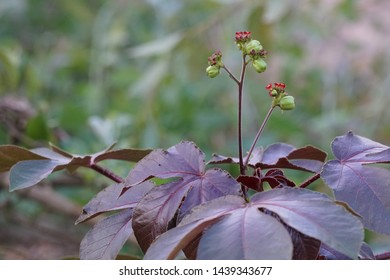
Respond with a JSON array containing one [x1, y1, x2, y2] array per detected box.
[[244, 105, 275, 169], [89, 163, 125, 183], [237, 55, 247, 176], [298, 173, 321, 189], [222, 65, 239, 85]]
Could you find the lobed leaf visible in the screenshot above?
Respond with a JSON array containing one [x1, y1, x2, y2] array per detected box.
[[288, 228, 321, 260], [129, 141, 240, 252], [0, 145, 46, 172], [1, 143, 151, 191], [321, 131, 390, 234], [93, 148, 152, 163], [144, 188, 362, 260], [77, 181, 154, 260], [9, 159, 67, 191], [196, 207, 293, 260], [76, 181, 154, 224], [143, 218, 223, 260], [319, 242, 375, 260], [262, 208, 321, 259], [251, 188, 364, 259], [80, 209, 134, 260], [210, 143, 327, 173]]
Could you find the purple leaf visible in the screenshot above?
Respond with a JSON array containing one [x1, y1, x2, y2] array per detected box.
[[144, 188, 362, 259], [253, 144, 326, 173], [319, 242, 375, 260], [251, 188, 364, 259], [262, 208, 321, 259], [179, 168, 241, 219], [75, 181, 154, 224], [9, 159, 67, 191], [358, 242, 375, 260], [321, 132, 390, 234], [318, 243, 350, 260], [48, 143, 152, 164], [126, 141, 205, 185], [129, 141, 240, 252], [237, 175, 262, 191], [77, 181, 153, 260], [196, 207, 292, 260], [30, 147, 71, 161], [209, 144, 326, 173], [93, 148, 152, 163], [143, 218, 223, 260], [0, 145, 46, 172], [80, 209, 133, 260], [237, 169, 295, 191], [132, 178, 190, 252], [254, 143, 295, 165], [2, 143, 151, 191], [144, 195, 243, 260], [285, 224, 321, 259]]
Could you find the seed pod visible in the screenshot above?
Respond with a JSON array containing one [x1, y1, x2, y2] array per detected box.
[[252, 59, 267, 73], [206, 65, 220, 78], [279, 95, 295, 110], [245, 40, 263, 55]]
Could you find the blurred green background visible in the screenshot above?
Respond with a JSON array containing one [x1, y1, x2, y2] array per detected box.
[[0, 0, 389, 259]]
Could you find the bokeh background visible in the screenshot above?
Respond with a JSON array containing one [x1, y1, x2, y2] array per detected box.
[[0, 0, 389, 259]]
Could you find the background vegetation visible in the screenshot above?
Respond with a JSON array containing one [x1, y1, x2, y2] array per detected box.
[[1, 0, 389, 259]]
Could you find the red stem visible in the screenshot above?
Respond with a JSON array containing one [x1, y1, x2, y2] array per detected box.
[[89, 163, 125, 183], [238, 55, 247, 176], [298, 173, 321, 188], [222, 65, 239, 85], [244, 106, 275, 169]]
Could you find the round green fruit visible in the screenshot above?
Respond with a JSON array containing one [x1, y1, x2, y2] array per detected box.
[[252, 59, 267, 73], [245, 40, 263, 55], [206, 65, 220, 78], [279, 96, 295, 110]]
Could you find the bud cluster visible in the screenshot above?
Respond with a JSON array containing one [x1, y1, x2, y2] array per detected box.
[[206, 50, 223, 78], [208, 50, 223, 66], [206, 32, 294, 111], [235, 31, 252, 50], [266, 82, 295, 110], [234, 31, 268, 73]]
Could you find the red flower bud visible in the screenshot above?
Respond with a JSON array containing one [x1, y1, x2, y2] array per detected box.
[[235, 31, 252, 43], [266, 82, 288, 98]]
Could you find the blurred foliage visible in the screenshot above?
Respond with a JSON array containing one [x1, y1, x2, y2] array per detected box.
[[1, 0, 390, 258]]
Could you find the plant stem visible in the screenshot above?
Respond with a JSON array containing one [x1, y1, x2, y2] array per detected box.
[[298, 172, 321, 188], [89, 162, 125, 183], [243, 105, 275, 169], [238, 55, 247, 176], [222, 65, 239, 85]]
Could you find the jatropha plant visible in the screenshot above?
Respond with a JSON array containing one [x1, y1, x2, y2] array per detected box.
[[1, 31, 390, 260]]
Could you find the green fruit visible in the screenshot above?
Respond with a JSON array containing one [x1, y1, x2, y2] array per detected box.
[[270, 89, 278, 97], [245, 40, 263, 55], [252, 59, 267, 73], [279, 96, 295, 110], [206, 65, 220, 78]]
